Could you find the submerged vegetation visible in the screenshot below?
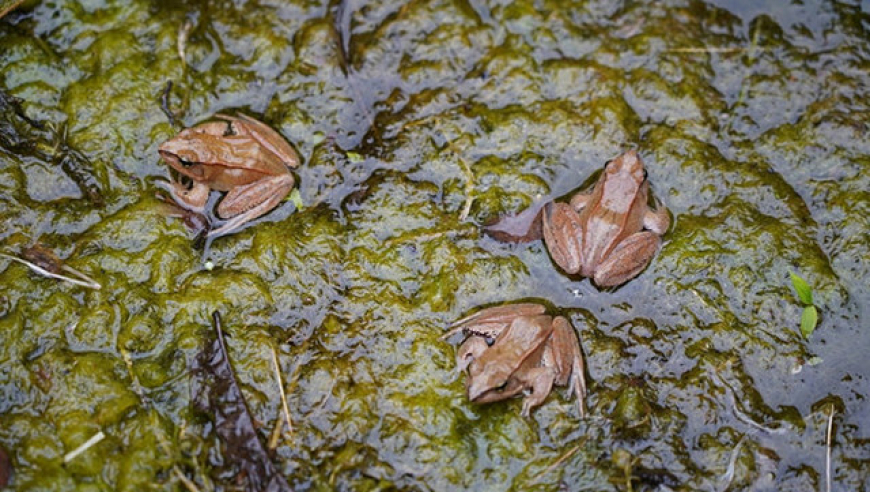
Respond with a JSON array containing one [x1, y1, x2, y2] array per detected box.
[[1, 0, 869, 490], [790, 271, 819, 339]]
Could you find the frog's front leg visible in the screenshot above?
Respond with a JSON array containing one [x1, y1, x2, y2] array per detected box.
[[456, 336, 488, 372], [210, 174, 295, 237], [516, 367, 556, 417], [592, 231, 661, 287], [159, 178, 210, 215]]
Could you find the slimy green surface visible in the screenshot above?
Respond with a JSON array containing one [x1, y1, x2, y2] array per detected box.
[[1, 1, 869, 490]]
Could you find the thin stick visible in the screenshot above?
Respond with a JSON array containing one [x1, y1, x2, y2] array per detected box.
[[456, 152, 475, 221], [161, 81, 177, 128], [173, 465, 201, 492], [530, 437, 589, 484], [272, 346, 294, 438], [666, 47, 772, 53], [826, 405, 835, 492], [0, 0, 27, 19], [268, 414, 283, 451], [0, 253, 101, 290], [431, 126, 475, 221], [717, 436, 746, 492], [443, 137, 475, 222], [177, 19, 194, 67], [60, 265, 102, 290], [384, 225, 477, 247], [63, 431, 106, 463]]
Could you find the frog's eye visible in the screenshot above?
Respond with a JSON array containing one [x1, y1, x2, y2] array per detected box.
[[642, 169, 649, 181]]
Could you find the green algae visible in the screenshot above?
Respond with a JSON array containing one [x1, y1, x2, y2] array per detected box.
[[1, 0, 870, 490]]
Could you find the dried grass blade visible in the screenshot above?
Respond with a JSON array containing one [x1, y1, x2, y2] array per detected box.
[[1, 253, 101, 290]]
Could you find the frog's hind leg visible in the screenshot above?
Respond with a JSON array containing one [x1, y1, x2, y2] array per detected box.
[[593, 231, 661, 287], [643, 199, 670, 235], [550, 316, 587, 417], [542, 202, 584, 274], [209, 174, 294, 237]]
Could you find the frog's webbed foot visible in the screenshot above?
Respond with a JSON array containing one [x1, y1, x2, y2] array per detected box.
[[484, 199, 548, 243], [209, 174, 295, 238], [593, 232, 661, 287]]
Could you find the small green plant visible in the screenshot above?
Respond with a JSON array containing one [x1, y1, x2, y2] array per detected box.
[[790, 271, 818, 339]]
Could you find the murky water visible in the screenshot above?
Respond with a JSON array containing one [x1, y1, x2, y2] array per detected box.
[[1, 1, 869, 490]]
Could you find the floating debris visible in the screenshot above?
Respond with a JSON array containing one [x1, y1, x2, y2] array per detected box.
[[0, 0, 26, 20], [826, 405, 835, 492], [191, 312, 292, 492], [0, 445, 11, 488], [271, 346, 294, 443], [0, 89, 105, 206], [1, 244, 101, 290], [63, 431, 106, 464]]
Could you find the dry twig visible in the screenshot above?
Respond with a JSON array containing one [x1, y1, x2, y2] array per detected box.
[[0, 0, 27, 19], [1, 252, 101, 290], [717, 436, 746, 492], [384, 225, 477, 248], [530, 437, 589, 485], [826, 405, 835, 492], [173, 465, 201, 492], [272, 346, 294, 440], [63, 431, 106, 463]]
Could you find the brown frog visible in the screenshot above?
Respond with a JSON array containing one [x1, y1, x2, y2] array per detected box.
[[158, 113, 299, 237], [542, 150, 669, 287], [445, 303, 586, 417]]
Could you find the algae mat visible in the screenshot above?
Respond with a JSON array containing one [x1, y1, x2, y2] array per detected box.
[[1, 1, 869, 490]]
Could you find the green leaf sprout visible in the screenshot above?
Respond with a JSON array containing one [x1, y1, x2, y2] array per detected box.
[[790, 271, 818, 339], [790, 271, 814, 305]]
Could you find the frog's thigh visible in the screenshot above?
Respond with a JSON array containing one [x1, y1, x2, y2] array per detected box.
[[643, 203, 670, 235], [593, 231, 661, 287], [542, 202, 583, 274], [216, 174, 294, 219], [519, 367, 556, 416]]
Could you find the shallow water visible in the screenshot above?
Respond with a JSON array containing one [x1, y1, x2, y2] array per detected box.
[[1, 1, 869, 490]]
